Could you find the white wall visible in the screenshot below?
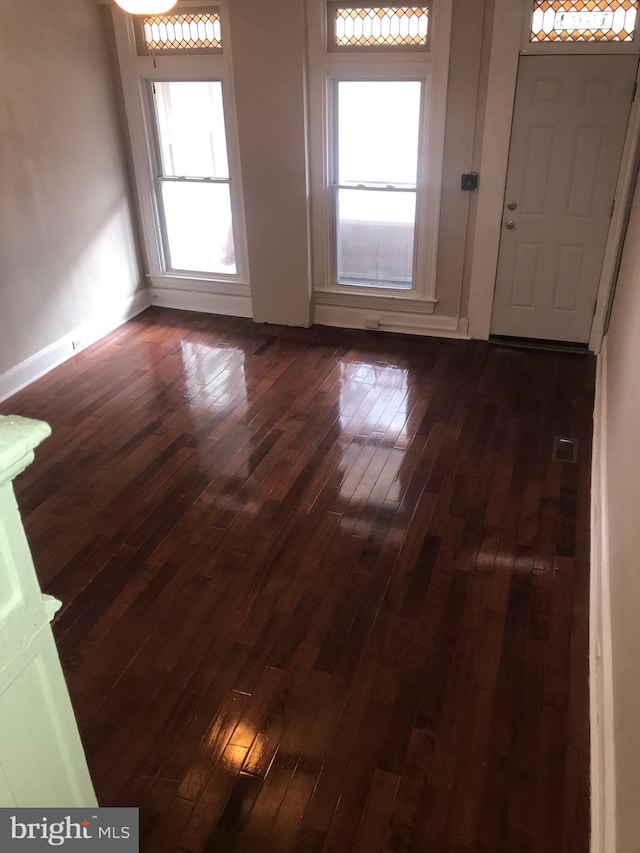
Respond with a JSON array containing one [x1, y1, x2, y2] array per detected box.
[[0, 0, 143, 376], [602, 169, 640, 852]]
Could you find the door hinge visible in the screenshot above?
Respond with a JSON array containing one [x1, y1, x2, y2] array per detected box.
[[633, 81, 637, 102], [610, 198, 615, 218]]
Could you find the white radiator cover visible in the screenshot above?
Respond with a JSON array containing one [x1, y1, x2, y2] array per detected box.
[[0, 415, 96, 808]]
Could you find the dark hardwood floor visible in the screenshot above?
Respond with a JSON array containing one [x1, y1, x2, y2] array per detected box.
[[3, 308, 594, 852]]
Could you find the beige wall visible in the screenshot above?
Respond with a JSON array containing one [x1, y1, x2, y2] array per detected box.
[[603, 169, 640, 852], [0, 0, 142, 375], [435, 0, 489, 319], [229, 0, 312, 326]]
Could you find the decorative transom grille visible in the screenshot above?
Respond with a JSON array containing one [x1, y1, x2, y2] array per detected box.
[[530, 0, 639, 42], [142, 12, 222, 51], [332, 6, 429, 48]]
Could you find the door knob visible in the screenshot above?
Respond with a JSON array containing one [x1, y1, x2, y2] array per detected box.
[[505, 220, 515, 230], [507, 200, 517, 210]]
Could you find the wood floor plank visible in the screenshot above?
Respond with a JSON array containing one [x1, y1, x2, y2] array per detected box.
[[1, 308, 594, 852]]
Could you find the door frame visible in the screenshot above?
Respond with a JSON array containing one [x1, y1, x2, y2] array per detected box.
[[467, 0, 640, 353]]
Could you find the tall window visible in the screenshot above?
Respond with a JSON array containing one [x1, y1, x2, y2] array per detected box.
[[153, 81, 236, 275], [111, 3, 250, 306], [334, 80, 422, 288], [307, 0, 452, 320]]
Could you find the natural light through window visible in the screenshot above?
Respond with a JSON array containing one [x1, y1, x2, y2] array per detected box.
[[331, 5, 430, 49], [153, 81, 236, 275], [530, 0, 639, 42], [141, 11, 223, 52], [335, 80, 422, 288]]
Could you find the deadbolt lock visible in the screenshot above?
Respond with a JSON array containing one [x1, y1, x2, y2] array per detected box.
[[507, 201, 517, 210]]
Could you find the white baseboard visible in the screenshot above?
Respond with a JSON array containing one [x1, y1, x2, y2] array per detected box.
[[150, 286, 253, 319], [590, 337, 616, 853], [314, 302, 470, 338], [0, 289, 151, 404]]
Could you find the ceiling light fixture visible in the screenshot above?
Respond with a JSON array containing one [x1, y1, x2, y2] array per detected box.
[[114, 0, 178, 13]]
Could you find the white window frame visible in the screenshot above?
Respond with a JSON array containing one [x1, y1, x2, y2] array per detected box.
[[307, 0, 452, 316], [111, 2, 250, 300], [329, 76, 428, 293]]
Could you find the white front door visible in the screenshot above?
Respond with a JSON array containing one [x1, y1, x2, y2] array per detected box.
[[491, 54, 638, 344]]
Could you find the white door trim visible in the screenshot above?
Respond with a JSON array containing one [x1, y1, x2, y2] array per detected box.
[[467, 0, 640, 351], [590, 67, 640, 352], [590, 339, 617, 853], [467, 0, 526, 341]]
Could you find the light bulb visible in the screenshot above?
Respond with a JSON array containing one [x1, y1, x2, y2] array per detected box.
[[115, 0, 178, 13]]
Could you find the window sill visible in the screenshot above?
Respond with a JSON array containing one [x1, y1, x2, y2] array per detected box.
[[314, 288, 437, 315], [148, 273, 250, 297]]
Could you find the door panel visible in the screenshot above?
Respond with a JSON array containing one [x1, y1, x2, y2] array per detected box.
[[512, 243, 540, 307], [491, 54, 638, 343]]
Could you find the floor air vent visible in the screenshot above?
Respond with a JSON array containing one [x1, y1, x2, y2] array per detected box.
[[553, 436, 578, 463]]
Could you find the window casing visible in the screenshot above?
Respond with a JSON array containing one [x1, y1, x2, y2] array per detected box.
[[111, 3, 249, 292], [307, 0, 452, 313]]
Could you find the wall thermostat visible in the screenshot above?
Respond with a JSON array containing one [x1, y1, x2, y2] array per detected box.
[[461, 172, 479, 191]]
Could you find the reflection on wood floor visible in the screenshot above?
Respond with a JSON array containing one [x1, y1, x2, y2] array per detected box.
[[4, 308, 594, 852]]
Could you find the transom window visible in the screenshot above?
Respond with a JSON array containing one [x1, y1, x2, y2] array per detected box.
[[136, 9, 222, 55], [328, 3, 430, 51], [530, 0, 639, 43]]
